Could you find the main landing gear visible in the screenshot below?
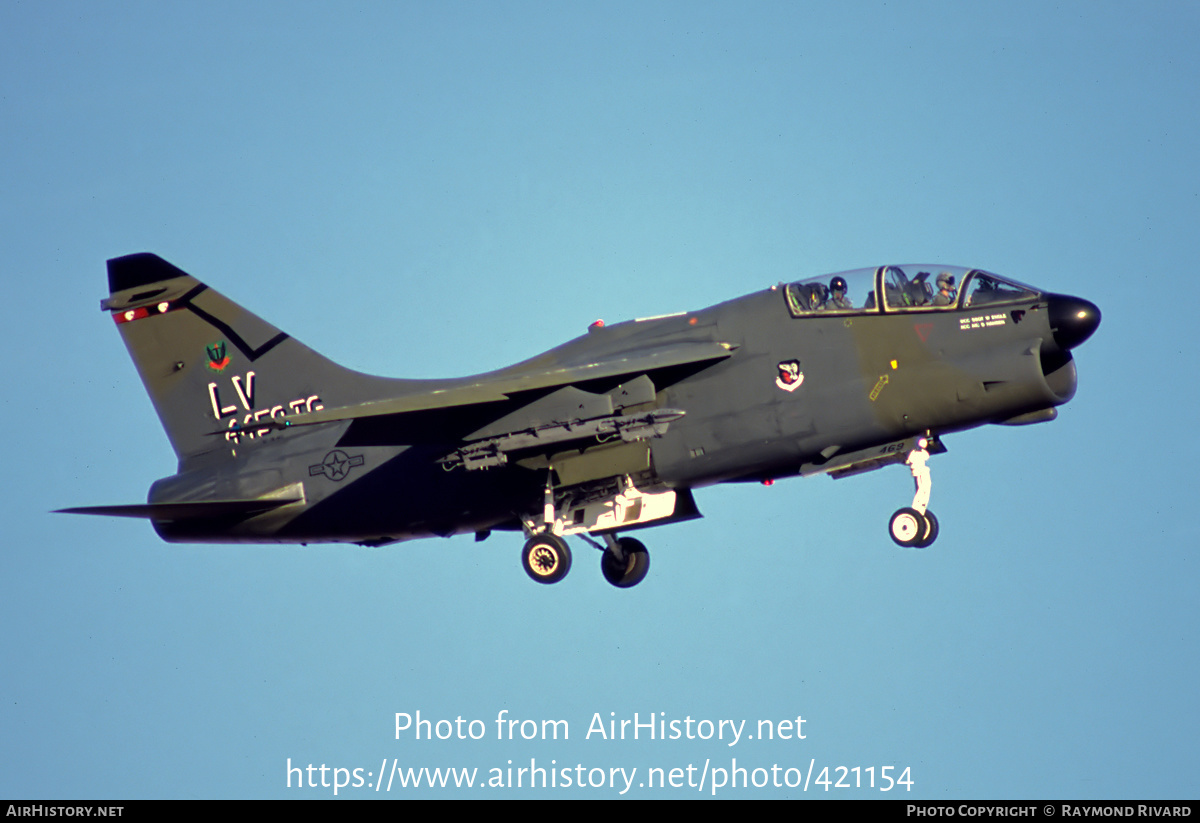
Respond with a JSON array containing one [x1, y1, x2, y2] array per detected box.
[[521, 531, 651, 588], [519, 474, 659, 587], [889, 438, 939, 549]]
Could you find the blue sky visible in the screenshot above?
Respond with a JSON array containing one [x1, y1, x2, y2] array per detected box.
[[2, 0, 1197, 798]]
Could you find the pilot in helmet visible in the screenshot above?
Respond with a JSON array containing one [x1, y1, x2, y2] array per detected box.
[[932, 272, 957, 306], [827, 276, 853, 310]]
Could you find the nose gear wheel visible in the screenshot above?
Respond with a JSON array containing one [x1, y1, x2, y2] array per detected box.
[[889, 507, 926, 547]]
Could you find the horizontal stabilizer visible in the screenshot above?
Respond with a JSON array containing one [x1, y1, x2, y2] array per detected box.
[[56, 498, 303, 521]]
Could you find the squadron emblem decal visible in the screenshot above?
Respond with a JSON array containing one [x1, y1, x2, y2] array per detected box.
[[775, 360, 804, 392], [206, 341, 231, 371]]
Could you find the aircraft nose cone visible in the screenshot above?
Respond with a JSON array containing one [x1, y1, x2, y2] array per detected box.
[[1047, 293, 1101, 350]]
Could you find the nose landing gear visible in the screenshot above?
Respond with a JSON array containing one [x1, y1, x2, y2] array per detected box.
[[889, 438, 939, 548]]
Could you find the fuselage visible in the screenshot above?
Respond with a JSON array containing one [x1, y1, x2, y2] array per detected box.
[[146, 264, 1097, 545]]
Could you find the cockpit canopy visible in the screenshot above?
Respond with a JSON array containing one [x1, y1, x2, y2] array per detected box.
[[784, 265, 1041, 317]]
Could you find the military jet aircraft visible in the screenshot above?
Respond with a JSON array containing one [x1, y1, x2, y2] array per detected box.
[[61, 254, 1100, 587]]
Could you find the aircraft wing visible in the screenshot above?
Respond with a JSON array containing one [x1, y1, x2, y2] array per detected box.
[[244, 339, 735, 447]]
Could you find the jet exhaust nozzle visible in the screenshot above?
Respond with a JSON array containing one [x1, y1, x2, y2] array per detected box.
[[1047, 294, 1101, 350]]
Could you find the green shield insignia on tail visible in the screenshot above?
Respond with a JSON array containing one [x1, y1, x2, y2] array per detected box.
[[206, 341, 231, 371]]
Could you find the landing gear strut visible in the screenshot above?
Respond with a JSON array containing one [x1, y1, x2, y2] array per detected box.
[[889, 438, 939, 548]]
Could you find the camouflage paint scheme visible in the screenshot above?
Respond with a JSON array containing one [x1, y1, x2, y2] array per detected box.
[[62, 254, 1100, 587]]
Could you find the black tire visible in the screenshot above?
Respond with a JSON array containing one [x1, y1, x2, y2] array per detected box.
[[600, 537, 650, 588], [522, 533, 572, 584], [915, 510, 939, 548], [889, 507, 926, 548]]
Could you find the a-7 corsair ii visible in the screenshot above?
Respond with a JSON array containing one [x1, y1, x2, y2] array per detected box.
[[62, 254, 1100, 588]]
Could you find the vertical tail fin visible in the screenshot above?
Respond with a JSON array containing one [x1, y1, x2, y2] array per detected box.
[[105, 253, 389, 462]]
